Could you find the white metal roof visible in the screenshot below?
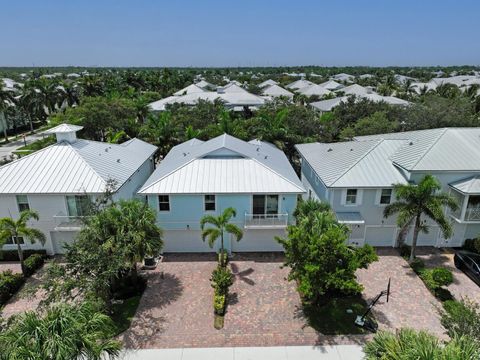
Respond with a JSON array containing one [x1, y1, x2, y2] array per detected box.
[[356, 128, 480, 172], [261, 84, 294, 98], [450, 176, 480, 194], [338, 84, 373, 96], [173, 84, 206, 96], [310, 97, 349, 112], [258, 79, 278, 88], [286, 79, 314, 90], [318, 80, 344, 90], [44, 124, 83, 134], [139, 134, 304, 194], [295, 140, 408, 188], [297, 84, 332, 96], [195, 80, 215, 89], [0, 138, 157, 194]]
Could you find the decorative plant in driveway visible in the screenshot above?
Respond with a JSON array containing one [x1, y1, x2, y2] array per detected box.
[[383, 175, 458, 262], [200, 207, 243, 266]]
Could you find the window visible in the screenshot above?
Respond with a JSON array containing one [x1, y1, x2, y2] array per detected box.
[[158, 195, 170, 211], [5, 236, 24, 245], [66, 195, 91, 217], [345, 189, 357, 205], [253, 195, 279, 216], [204, 195, 216, 211], [380, 189, 392, 205], [16, 195, 30, 212]]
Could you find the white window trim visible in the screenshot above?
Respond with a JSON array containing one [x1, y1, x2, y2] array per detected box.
[[16, 195, 30, 212], [250, 194, 282, 215], [158, 195, 171, 213], [203, 194, 216, 212], [375, 189, 393, 206], [341, 189, 363, 206]]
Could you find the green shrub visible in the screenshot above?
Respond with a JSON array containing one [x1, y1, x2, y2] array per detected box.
[[441, 299, 480, 342], [23, 254, 45, 277], [0, 270, 25, 305], [419, 267, 453, 296], [0, 250, 47, 262], [213, 294, 226, 315], [210, 266, 233, 296], [399, 244, 411, 259], [410, 258, 425, 274], [463, 238, 480, 254]]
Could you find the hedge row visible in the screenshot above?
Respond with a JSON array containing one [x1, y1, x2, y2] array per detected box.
[[0, 270, 25, 306]]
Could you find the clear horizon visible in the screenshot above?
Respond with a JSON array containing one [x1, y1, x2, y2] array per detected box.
[[1, 0, 479, 67]]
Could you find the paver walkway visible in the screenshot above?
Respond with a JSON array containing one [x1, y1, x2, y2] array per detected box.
[[416, 247, 480, 305], [119, 345, 365, 360], [356, 248, 445, 338], [121, 253, 370, 349]]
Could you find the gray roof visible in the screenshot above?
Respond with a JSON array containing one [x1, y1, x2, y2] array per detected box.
[[44, 124, 83, 134], [0, 138, 157, 194], [295, 139, 408, 188], [261, 84, 294, 98], [450, 176, 480, 194], [139, 134, 304, 194], [286, 79, 314, 90], [356, 128, 480, 171]]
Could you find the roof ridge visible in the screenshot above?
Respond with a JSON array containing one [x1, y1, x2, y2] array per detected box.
[[250, 158, 305, 192], [330, 140, 383, 186], [408, 128, 449, 170], [67, 142, 108, 187]]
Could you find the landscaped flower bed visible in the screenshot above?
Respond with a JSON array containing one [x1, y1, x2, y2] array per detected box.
[[210, 253, 233, 329]]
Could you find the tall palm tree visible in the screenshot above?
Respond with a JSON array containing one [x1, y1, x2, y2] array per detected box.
[[0, 87, 15, 142], [384, 175, 458, 261], [0, 210, 46, 275], [200, 207, 243, 265], [0, 302, 121, 360]]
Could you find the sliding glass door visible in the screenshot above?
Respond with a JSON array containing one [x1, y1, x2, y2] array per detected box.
[[252, 195, 279, 218]]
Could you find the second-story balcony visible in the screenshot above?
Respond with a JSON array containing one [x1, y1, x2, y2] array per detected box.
[[53, 214, 86, 231], [244, 213, 289, 229], [465, 207, 480, 221]]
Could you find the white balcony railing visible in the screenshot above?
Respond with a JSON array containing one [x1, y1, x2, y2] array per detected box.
[[53, 215, 86, 231], [244, 213, 289, 228], [465, 208, 480, 221]]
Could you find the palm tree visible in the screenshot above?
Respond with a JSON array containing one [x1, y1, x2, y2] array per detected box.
[[0, 87, 14, 142], [200, 207, 243, 265], [0, 302, 121, 360], [383, 175, 458, 262], [0, 210, 46, 275]]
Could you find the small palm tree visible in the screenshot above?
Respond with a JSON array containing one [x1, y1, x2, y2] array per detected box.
[[384, 175, 458, 262], [0, 210, 46, 275], [0, 302, 121, 360], [200, 207, 243, 265]]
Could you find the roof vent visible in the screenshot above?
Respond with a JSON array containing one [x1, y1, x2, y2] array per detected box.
[[105, 148, 109, 152], [409, 141, 414, 145], [350, 148, 353, 151], [264, 156, 268, 159], [327, 148, 333, 152], [117, 159, 120, 163], [183, 152, 187, 157]]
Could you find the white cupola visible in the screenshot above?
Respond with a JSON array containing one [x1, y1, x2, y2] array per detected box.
[[44, 124, 84, 143]]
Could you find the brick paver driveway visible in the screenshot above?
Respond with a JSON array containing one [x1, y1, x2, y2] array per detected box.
[[356, 248, 445, 338], [122, 253, 369, 349], [416, 247, 480, 305]]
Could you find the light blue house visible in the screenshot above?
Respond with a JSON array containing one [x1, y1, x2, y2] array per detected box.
[[296, 128, 480, 248], [138, 134, 305, 252]]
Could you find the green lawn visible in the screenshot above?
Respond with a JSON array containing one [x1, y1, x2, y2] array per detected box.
[[14, 136, 55, 154], [302, 296, 375, 335], [111, 295, 142, 335]]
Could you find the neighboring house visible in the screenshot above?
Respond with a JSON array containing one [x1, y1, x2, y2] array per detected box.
[[286, 79, 314, 90], [0, 124, 157, 255], [258, 79, 278, 88], [138, 134, 305, 253], [296, 128, 480, 248], [310, 93, 409, 114], [261, 84, 294, 99], [296, 84, 332, 97], [330, 73, 355, 83]]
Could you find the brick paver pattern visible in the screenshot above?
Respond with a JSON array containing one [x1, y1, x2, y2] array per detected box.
[[356, 248, 445, 339], [416, 247, 480, 305], [121, 253, 369, 349]]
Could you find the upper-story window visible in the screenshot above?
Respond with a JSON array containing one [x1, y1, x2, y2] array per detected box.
[[66, 195, 91, 217], [253, 195, 279, 216], [345, 189, 358, 205], [204, 195, 216, 211], [158, 195, 170, 212], [380, 189, 393, 205], [16, 195, 30, 212]]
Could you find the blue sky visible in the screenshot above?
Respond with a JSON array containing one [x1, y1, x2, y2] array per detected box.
[[1, 0, 479, 67]]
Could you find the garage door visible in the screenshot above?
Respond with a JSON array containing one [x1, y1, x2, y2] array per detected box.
[[232, 229, 285, 252], [404, 227, 437, 246], [51, 231, 78, 254], [365, 227, 396, 247], [163, 230, 216, 253]]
